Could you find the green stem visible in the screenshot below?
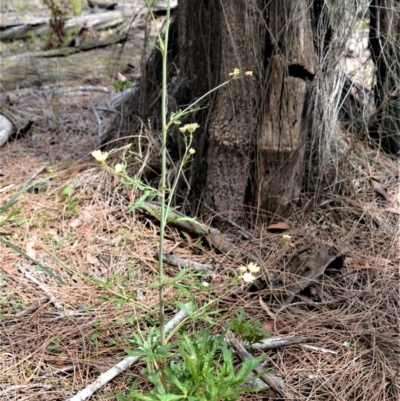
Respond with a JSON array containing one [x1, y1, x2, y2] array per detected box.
[[158, 0, 171, 391], [166, 79, 233, 129], [165, 138, 193, 220]]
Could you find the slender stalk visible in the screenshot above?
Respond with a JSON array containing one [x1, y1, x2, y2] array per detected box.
[[157, 0, 171, 390], [166, 79, 234, 130]]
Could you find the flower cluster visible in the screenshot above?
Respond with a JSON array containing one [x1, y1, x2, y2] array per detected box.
[[228, 69, 253, 80], [179, 123, 200, 135], [229, 68, 240, 79], [238, 262, 260, 283]]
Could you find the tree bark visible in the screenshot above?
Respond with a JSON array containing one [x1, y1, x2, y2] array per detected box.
[[255, 1, 315, 219], [103, 0, 317, 225], [369, 0, 400, 156]]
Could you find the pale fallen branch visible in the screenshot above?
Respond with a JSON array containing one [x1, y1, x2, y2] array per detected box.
[[250, 335, 310, 351], [39, 86, 110, 96], [0, 114, 13, 147], [300, 344, 338, 355], [65, 307, 188, 401], [156, 250, 214, 275]]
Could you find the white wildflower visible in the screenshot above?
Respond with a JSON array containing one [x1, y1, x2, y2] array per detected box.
[[242, 272, 256, 283], [92, 150, 108, 162], [114, 163, 124, 174], [282, 234, 292, 245], [247, 262, 260, 273], [239, 265, 247, 274]]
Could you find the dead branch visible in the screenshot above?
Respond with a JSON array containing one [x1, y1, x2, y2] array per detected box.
[[226, 330, 295, 400], [65, 306, 189, 401], [156, 250, 214, 275]]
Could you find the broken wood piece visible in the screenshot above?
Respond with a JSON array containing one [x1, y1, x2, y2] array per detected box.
[[272, 245, 345, 305], [140, 201, 261, 263], [156, 250, 214, 274], [250, 335, 310, 351], [65, 306, 189, 401], [225, 330, 295, 400]]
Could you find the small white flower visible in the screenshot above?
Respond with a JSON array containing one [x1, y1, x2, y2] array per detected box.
[[202, 281, 210, 287], [180, 123, 200, 134], [242, 272, 256, 283], [282, 235, 292, 245], [92, 150, 108, 162], [247, 262, 260, 273], [114, 163, 124, 174], [239, 265, 247, 274], [229, 68, 240, 79], [189, 148, 196, 155]]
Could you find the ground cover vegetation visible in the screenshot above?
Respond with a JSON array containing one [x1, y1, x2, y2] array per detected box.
[[0, 0, 399, 400]]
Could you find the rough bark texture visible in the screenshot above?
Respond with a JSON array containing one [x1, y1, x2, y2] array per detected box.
[[103, 0, 317, 224], [255, 0, 315, 218], [199, 0, 264, 224], [369, 0, 400, 156], [179, 0, 316, 223]]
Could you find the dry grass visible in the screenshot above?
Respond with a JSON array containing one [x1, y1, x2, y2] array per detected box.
[[1, 1, 399, 398], [0, 82, 399, 401]]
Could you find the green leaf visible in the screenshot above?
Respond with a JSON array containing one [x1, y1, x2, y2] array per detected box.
[[0, 237, 66, 285], [0, 176, 54, 215], [60, 185, 72, 197], [157, 394, 187, 401], [127, 190, 152, 213]]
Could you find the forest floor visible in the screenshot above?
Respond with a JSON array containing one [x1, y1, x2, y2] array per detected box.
[[1, 1, 399, 401]]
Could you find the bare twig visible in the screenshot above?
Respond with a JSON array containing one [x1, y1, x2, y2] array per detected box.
[[156, 250, 214, 274], [0, 384, 52, 397], [300, 344, 338, 355], [225, 330, 295, 400], [250, 335, 310, 351], [15, 297, 48, 317], [65, 306, 189, 401]]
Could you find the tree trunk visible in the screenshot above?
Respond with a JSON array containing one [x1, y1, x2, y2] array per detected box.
[[369, 0, 400, 156], [103, 0, 318, 224]]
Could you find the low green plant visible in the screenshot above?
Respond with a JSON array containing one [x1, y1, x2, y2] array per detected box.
[[114, 79, 133, 93], [227, 308, 272, 344], [47, 338, 60, 352], [119, 329, 264, 401]]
